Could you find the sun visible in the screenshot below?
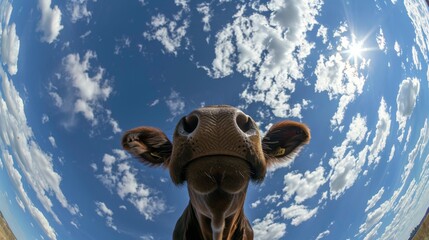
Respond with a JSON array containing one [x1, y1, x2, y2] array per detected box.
[[342, 34, 371, 68], [348, 41, 364, 59]]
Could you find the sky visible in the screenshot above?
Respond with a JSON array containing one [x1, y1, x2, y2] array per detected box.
[[0, 0, 429, 239]]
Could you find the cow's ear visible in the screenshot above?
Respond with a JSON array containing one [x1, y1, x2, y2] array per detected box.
[[122, 127, 172, 167], [262, 121, 310, 166]]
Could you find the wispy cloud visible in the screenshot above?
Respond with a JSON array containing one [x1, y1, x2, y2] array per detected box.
[[315, 230, 330, 240], [1, 66, 78, 240], [411, 46, 421, 70], [314, 22, 370, 129], [329, 113, 368, 199], [404, 0, 429, 62], [196, 2, 212, 32], [1, 22, 19, 75], [252, 211, 286, 240], [67, 0, 95, 23], [49, 50, 121, 134], [165, 90, 185, 120], [143, 1, 190, 55], [0, 0, 19, 76], [48, 135, 57, 148], [358, 119, 429, 239], [365, 187, 385, 212], [37, 0, 63, 43], [207, 1, 323, 118], [281, 204, 319, 226], [95, 149, 166, 220], [393, 41, 401, 56], [376, 27, 386, 52], [396, 77, 420, 141], [314, 52, 367, 128], [283, 166, 326, 204], [368, 98, 391, 166], [95, 201, 118, 231]]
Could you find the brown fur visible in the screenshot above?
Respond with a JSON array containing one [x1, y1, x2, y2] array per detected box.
[[122, 105, 310, 240]]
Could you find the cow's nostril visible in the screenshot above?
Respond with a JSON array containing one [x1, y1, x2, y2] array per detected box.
[[183, 114, 199, 134], [236, 112, 252, 133]]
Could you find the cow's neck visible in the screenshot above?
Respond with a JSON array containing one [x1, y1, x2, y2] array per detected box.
[[174, 189, 253, 240], [180, 204, 251, 240]]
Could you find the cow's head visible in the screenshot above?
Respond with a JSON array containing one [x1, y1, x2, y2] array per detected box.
[[122, 105, 310, 239]]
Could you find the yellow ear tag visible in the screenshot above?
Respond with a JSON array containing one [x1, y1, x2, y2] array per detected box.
[[274, 148, 286, 157]]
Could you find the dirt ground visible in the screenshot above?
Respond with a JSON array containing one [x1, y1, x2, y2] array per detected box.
[[0, 212, 16, 240], [413, 213, 429, 240]]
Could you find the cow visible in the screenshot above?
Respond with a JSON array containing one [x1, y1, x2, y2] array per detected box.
[[122, 105, 310, 240]]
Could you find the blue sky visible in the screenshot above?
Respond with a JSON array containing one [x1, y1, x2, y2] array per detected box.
[[0, 0, 429, 239]]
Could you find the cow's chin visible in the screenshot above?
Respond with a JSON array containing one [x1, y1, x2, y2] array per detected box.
[[185, 156, 251, 195]]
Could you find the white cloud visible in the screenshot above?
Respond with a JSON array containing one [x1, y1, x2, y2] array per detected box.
[[107, 110, 122, 134], [251, 199, 261, 208], [1, 22, 19, 75], [42, 114, 49, 124], [393, 41, 401, 56], [0, 66, 79, 240], [37, 0, 63, 43], [376, 27, 386, 52], [70, 220, 79, 229], [317, 25, 328, 44], [368, 98, 391, 166], [315, 230, 330, 240], [114, 36, 131, 55], [143, 1, 190, 55], [165, 90, 185, 119], [196, 2, 212, 32], [379, 136, 429, 240], [314, 51, 367, 128], [404, 0, 429, 62], [281, 204, 318, 226], [329, 114, 368, 199], [1, 150, 57, 240], [64, 51, 111, 105], [149, 99, 159, 107], [333, 21, 348, 37], [48, 91, 63, 108], [67, 0, 95, 23], [48, 136, 57, 148], [427, 67, 429, 89], [95, 201, 118, 231], [15, 195, 25, 211], [97, 150, 166, 220], [90, 163, 97, 171], [0, 0, 12, 26], [264, 192, 281, 204], [314, 21, 373, 129], [140, 234, 155, 240], [79, 30, 91, 39], [52, 50, 121, 134], [401, 119, 428, 183], [252, 211, 286, 240], [359, 200, 390, 236], [388, 145, 395, 162], [283, 166, 326, 204], [359, 119, 429, 239], [411, 46, 421, 70], [209, 1, 323, 118], [365, 187, 385, 212], [396, 77, 420, 141]]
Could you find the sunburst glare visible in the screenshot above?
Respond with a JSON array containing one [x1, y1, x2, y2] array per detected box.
[[342, 33, 374, 68]]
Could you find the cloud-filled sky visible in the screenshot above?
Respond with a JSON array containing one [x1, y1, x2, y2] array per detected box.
[[0, 0, 428, 240]]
